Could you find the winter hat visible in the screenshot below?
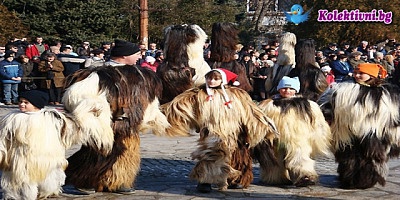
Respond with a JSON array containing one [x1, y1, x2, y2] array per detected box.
[[321, 66, 332, 73], [205, 68, 240, 109], [355, 63, 387, 79], [19, 90, 49, 109], [110, 39, 140, 57], [4, 50, 15, 59], [145, 56, 156, 63], [277, 76, 300, 93]]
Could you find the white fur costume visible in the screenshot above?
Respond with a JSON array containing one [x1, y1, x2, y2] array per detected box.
[[186, 24, 212, 86], [255, 97, 331, 186], [0, 106, 113, 199]]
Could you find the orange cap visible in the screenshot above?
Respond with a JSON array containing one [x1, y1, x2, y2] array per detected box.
[[355, 63, 387, 79]]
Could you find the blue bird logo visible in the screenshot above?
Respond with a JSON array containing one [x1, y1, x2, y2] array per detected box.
[[284, 4, 311, 25]]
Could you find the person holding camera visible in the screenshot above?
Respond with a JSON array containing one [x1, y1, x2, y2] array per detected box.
[[38, 52, 65, 105]]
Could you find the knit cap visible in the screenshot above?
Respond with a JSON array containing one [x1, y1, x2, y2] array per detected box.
[[355, 63, 387, 79], [277, 76, 300, 93], [110, 39, 140, 57], [19, 90, 49, 109]]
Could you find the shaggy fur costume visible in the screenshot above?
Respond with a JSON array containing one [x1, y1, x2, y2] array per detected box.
[[161, 85, 278, 190], [318, 82, 400, 189], [289, 39, 328, 101], [254, 97, 331, 186], [157, 24, 211, 104], [208, 22, 252, 92], [269, 32, 297, 95], [63, 65, 171, 192], [0, 106, 114, 199]]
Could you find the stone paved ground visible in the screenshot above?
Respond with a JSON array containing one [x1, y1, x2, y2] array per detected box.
[[1, 105, 400, 199]]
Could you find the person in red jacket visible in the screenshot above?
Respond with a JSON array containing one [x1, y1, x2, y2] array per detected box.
[[25, 36, 49, 62]]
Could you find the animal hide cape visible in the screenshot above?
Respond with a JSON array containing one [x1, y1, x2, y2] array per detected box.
[[254, 97, 332, 186], [161, 85, 278, 189], [319, 82, 400, 189], [0, 108, 103, 200], [157, 24, 211, 104], [63, 65, 170, 192]]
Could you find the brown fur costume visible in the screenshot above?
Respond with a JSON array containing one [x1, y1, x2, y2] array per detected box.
[[161, 85, 277, 190], [63, 65, 171, 192], [318, 82, 400, 189], [288, 38, 328, 101], [208, 22, 252, 92], [254, 97, 331, 186], [157, 24, 211, 104]]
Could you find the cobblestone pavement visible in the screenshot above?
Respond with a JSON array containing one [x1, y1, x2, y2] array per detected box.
[[1, 105, 400, 199]]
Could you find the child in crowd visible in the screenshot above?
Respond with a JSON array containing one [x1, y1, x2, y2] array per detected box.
[[254, 76, 331, 187], [321, 66, 336, 87], [162, 68, 277, 192], [0, 50, 22, 105]]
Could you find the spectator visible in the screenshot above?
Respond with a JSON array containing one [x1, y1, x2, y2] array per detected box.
[[155, 51, 164, 65], [25, 36, 49, 62], [38, 52, 65, 105], [357, 40, 369, 56], [348, 51, 365, 69], [141, 56, 158, 72], [57, 45, 85, 77], [0, 50, 23, 105], [239, 53, 256, 86], [5, 37, 28, 58], [100, 41, 112, 61], [84, 49, 105, 68], [370, 52, 393, 79], [321, 65, 335, 86], [145, 42, 157, 58], [323, 43, 338, 57], [76, 41, 92, 57], [18, 54, 37, 91], [330, 54, 353, 82]]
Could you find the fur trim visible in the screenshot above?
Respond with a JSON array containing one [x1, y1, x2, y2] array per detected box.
[[256, 97, 332, 185]]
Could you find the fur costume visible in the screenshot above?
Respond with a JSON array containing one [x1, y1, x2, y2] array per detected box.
[[268, 32, 297, 95], [208, 22, 252, 92], [157, 24, 211, 104], [254, 97, 331, 186], [0, 106, 113, 199], [289, 39, 329, 101], [63, 65, 171, 192], [161, 84, 278, 190], [318, 82, 400, 189]]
